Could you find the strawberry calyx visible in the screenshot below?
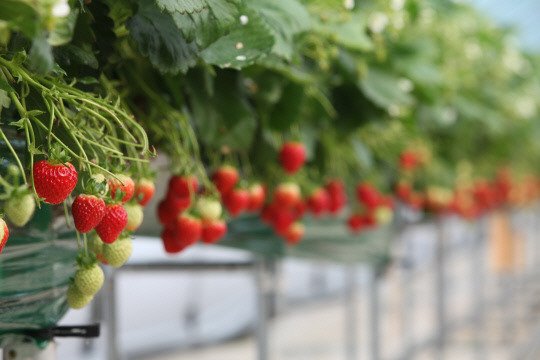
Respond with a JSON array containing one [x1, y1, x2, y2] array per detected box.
[[76, 252, 98, 269], [47, 143, 71, 165]]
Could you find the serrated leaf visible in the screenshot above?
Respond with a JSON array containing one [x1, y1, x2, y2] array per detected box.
[[28, 34, 54, 74], [186, 70, 256, 150], [173, 0, 239, 49], [360, 67, 414, 109], [127, 1, 199, 74], [248, 0, 310, 60], [314, 13, 373, 52], [201, 9, 274, 69], [156, 0, 207, 14]]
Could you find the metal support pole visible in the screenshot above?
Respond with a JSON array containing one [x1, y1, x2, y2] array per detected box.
[[435, 217, 446, 359], [2, 340, 57, 360], [368, 266, 380, 360], [473, 217, 486, 360], [400, 231, 414, 360], [104, 268, 120, 360], [255, 258, 269, 360], [344, 265, 358, 360]]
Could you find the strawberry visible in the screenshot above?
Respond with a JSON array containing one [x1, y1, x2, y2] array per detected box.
[[396, 180, 412, 200], [103, 235, 132, 267], [196, 197, 222, 221], [261, 203, 278, 224], [95, 204, 128, 244], [67, 283, 93, 309], [176, 214, 202, 246], [134, 179, 155, 206], [400, 150, 419, 171], [212, 166, 239, 197], [91, 174, 109, 196], [224, 188, 250, 217], [347, 213, 365, 233], [33, 160, 77, 204], [356, 182, 380, 209], [294, 199, 308, 217], [307, 188, 330, 217], [124, 203, 144, 232], [325, 180, 347, 215], [6, 193, 35, 227], [74, 263, 104, 296], [88, 232, 105, 263], [284, 222, 305, 245], [168, 175, 198, 198], [273, 182, 301, 209], [272, 209, 297, 235], [0, 219, 9, 253], [157, 196, 191, 224], [201, 219, 227, 244], [72, 195, 106, 233], [161, 223, 186, 254], [374, 206, 393, 225], [108, 174, 135, 203], [247, 183, 266, 212], [279, 142, 306, 174]]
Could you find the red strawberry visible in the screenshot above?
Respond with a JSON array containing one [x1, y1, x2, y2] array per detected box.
[[33, 160, 78, 204], [326, 180, 347, 215], [0, 219, 9, 253], [134, 179, 155, 206], [279, 142, 306, 174], [224, 188, 250, 217], [161, 223, 186, 254], [356, 182, 380, 208], [168, 175, 198, 198], [247, 183, 266, 212], [157, 197, 191, 224], [294, 199, 308, 217], [108, 175, 135, 203], [396, 180, 412, 200], [72, 195, 106, 233], [201, 219, 227, 244], [175, 214, 202, 246], [307, 188, 330, 217], [261, 203, 278, 224], [273, 182, 301, 209], [347, 213, 365, 233], [95, 204, 128, 244], [273, 209, 297, 235], [212, 166, 239, 197], [400, 150, 419, 171], [284, 222, 305, 245]]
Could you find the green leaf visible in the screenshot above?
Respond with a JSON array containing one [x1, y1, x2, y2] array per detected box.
[[172, 0, 239, 49], [28, 35, 54, 74], [201, 9, 275, 69], [0, 0, 38, 38], [155, 0, 207, 14], [186, 69, 256, 150], [314, 13, 373, 52], [54, 44, 99, 69], [0, 90, 11, 117], [77, 77, 99, 85], [360, 67, 414, 109], [48, 10, 78, 46], [127, 1, 199, 74], [248, 0, 310, 60]]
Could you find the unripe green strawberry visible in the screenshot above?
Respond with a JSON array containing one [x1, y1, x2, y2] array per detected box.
[[103, 236, 132, 267], [91, 173, 109, 196], [124, 203, 144, 232], [88, 232, 105, 262], [6, 193, 35, 227], [74, 263, 104, 296], [67, 283, 93, 309], [196, 198, 222, 221]]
